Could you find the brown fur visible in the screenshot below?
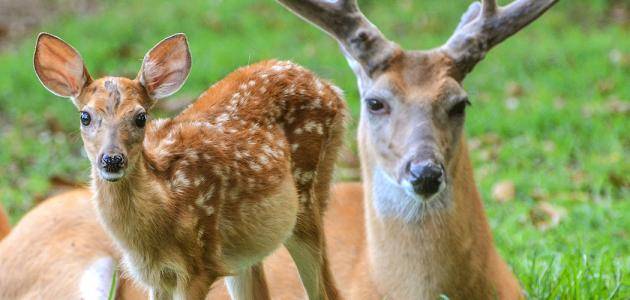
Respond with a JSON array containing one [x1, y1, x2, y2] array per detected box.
[[0, 203, 10, 241], [34, 33, 345, 299]]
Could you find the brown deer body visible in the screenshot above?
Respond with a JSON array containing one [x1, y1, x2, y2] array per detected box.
[[34, 34, 345, 299], [0, 189, 144, 299], [272, 0, 558, 298]]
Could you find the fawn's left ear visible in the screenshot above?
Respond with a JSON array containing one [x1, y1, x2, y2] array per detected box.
[[138, 33, 191, 101], [34, 33, 92, 107]]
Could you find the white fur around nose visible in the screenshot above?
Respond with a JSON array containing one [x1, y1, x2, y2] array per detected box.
[[372, 168, 425, 223], [79, 256, 117, 300]]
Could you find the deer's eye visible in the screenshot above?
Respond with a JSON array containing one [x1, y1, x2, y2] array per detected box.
[[80, 111, 91, 126], [135, 112, 147, 128], [448, 99, 471, 118], [365, 98, 389, 115]]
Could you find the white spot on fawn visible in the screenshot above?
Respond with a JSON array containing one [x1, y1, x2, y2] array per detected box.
[[258, 154, 269, 166], [249, 161, 262, 172], [172, 170, 190, 190], [195, 186, 215, 216]]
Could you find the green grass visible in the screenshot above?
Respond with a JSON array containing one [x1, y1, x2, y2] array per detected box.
[[0, 0, 627, 298]]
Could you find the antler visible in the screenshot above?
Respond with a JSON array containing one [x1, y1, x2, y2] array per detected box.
[[443, 0, 558, 76], [276, 0, 399, 75]]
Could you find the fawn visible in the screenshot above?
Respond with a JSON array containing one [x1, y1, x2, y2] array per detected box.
[[34, 33, 345, 299]]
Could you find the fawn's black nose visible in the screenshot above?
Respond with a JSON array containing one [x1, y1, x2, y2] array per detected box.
[[101, 153, 126, 173], [408, 161, 444, 197]]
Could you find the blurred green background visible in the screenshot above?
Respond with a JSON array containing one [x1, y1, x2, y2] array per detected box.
[[0, 0, 628, 298]]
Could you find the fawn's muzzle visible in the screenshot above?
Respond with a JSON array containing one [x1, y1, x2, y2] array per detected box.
[[408, 160, 444, 198], [100, 153, 127, 178]]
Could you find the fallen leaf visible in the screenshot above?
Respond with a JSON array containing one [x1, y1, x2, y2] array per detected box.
[[492, 180, 516, 203], [596, 79, 615, 95], [604, 98, 629, 115], [530, 202, 565, 231], [505, 82, 524, 97]]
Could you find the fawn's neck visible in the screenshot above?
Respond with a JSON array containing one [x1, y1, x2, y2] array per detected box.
[[91, 154, 172, 250], [361, 135, 499, 298]]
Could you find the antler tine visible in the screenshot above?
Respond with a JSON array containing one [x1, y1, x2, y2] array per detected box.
[[444, 0, 558, 77], [277, 0, 399, 76], [482, 0, 498, 17]]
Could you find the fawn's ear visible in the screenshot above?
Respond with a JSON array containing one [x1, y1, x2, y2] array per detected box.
[[138, 34, 191, 100], [34, 33, 91, 104]]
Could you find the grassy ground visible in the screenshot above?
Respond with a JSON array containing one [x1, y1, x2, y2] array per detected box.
[[0, 0, 627, 298]]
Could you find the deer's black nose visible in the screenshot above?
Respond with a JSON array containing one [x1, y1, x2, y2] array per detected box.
[[409, 161, 444, 197], [101, 153, 126, 173]]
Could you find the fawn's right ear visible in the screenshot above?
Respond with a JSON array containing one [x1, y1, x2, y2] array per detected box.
[[34, 33, 91, 107]]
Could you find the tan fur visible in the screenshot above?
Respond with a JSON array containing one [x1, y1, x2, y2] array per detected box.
[[34, 34, 345, 299], [0, 184, 362, 300], [0, 203, 9, 241], [0, 190, 122, 299]]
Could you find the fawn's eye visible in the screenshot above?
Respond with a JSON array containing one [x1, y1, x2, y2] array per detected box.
[[365, 98, 390, 115], [80, 111, 91, 126], [134, 112, 147, 128], [448, 99, 471, 118]]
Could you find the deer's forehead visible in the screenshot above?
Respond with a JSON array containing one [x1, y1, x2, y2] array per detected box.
[[376, 71, 462, 105], [370, 51, 463, 104], [82, 77, 146, 113]]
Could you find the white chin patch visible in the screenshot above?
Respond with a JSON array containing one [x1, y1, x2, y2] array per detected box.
[[372, 168, 447, 223], [99, 169, 125, 182]]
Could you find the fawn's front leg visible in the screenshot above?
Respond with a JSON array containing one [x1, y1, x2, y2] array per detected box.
[[224, 262, 270, 300]]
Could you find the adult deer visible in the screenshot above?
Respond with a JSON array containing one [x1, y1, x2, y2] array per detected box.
[[33, 33, 345, 299], [0, 189, 144, 299], [275, 0, 558, 298]]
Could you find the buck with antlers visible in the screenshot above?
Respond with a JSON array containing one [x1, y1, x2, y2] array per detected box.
[[34, 33, 345, 299], [273, 0, 557, 299]]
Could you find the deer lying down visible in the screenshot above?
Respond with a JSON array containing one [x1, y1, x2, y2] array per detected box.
[[0, 190, 144, 299], [0, 183, 364, 300], [33, 33, 345, 299]]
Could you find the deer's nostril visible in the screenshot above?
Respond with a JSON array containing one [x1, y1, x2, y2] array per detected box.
[[409, 161, 444, 197]]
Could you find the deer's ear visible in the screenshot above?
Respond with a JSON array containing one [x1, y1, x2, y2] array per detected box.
[[34, 33, 91, 102], [138, 34, 191, 100]]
